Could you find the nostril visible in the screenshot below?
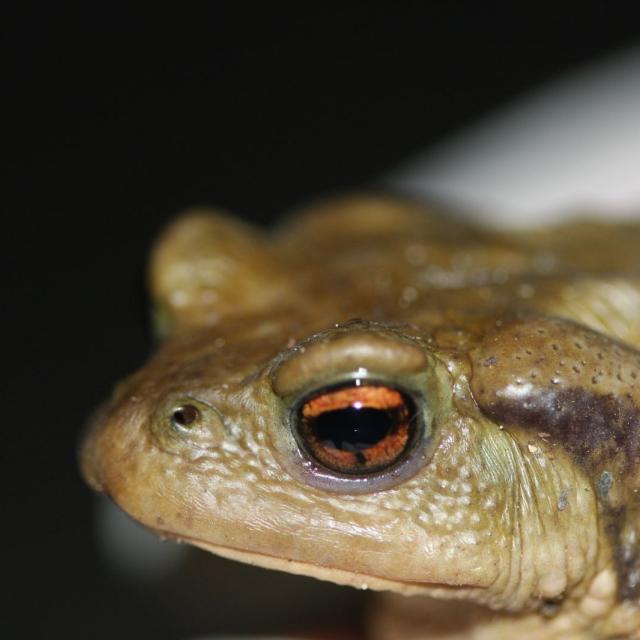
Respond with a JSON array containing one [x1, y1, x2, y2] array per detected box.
[[171, 405, 200, 428], [152, 396, 225, 453]]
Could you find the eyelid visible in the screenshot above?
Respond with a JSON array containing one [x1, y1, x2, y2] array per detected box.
[[271, 330, 427, 398]]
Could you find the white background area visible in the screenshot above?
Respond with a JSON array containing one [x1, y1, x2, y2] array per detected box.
[[390, 46, 640, 226]]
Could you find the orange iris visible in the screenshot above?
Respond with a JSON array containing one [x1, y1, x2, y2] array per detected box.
[[297, 382, 415, 474]]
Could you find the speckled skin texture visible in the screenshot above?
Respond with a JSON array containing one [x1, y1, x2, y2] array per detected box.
[[81, 194, 640, 638]]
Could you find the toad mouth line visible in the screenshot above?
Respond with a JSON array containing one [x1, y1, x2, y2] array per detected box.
[[153, 528, 484, 596]]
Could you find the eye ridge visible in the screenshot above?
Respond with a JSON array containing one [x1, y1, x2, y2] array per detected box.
[[294, 380, 420, 476]]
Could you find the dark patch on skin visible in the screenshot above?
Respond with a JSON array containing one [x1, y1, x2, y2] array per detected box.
[[469, 316, 640, 601], [598, 470, 614, 500], [477, 387, 640, 468], [606, 509, 640, 600], [540, 599, 561, 617], [478, 385, 640, 599]]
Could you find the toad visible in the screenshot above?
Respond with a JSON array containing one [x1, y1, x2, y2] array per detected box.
[[80, 194, 640, 639]]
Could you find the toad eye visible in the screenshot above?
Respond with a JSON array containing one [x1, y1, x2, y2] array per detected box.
[[294, 381, 420, 475]]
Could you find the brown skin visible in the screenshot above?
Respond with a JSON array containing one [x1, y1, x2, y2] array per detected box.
[[80, 194, 640, 639]]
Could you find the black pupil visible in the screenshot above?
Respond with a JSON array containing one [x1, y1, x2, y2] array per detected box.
[[172, 405, 198, 427], [313, 407, 393, 452]]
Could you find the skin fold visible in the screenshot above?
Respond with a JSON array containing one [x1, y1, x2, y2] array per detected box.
[[80, 194, 640, 639]]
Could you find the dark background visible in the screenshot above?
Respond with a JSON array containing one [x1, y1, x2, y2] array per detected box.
[[5, 4, 640, 638]]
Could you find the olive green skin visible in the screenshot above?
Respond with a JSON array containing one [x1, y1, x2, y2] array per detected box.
[[81, 194, 640, 639]]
